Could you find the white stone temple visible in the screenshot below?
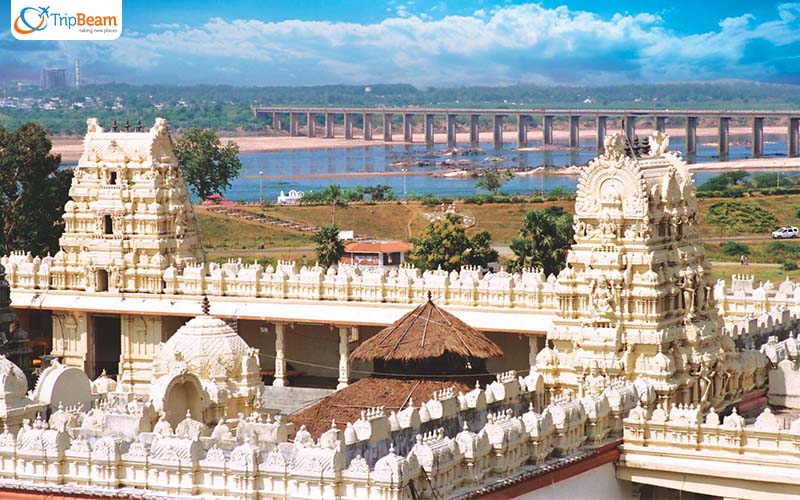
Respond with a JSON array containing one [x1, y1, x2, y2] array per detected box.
[[538, 132, 749, 410], [0, 119, 798, 499], [57, 117, 204, 295]]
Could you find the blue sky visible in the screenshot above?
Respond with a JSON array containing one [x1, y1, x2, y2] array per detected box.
[[2, 0, 800, 86]]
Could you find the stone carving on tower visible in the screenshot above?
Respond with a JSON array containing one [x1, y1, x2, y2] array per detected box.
[[537, 131, 746, 410], [52, 118, 204, 294]]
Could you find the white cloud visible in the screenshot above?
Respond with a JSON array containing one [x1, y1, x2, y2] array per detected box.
[[8, 3, 800, 86]]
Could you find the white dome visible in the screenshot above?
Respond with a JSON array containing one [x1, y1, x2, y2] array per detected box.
[[158, 315, 250, 379], [0, 355, 28, 402]]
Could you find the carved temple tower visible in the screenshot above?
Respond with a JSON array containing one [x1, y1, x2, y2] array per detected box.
[[54, 117, 204, 294], [536, 132, 741, 410], [44, 118, 205, 385]]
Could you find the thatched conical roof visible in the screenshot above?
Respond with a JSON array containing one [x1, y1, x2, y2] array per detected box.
[[350, 296, 503, 362]]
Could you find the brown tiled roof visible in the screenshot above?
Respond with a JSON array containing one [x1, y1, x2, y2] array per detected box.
[[349, 298, 503, 362], [289, 377, 472, 438]]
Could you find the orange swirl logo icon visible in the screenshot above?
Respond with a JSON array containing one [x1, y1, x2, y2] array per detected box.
[[13, 6, 49, 35]]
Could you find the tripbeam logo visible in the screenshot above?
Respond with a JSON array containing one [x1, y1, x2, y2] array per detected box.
[[11, 0, 122, 40]]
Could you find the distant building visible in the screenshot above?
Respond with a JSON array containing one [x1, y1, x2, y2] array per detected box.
[[341, 240, 412, 267], [41, 68, 67, 90]]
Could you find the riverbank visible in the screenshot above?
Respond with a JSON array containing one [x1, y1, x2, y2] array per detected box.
[[51, 125, 788, 162]]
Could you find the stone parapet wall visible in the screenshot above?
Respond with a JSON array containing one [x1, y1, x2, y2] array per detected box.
[[0, 369, 646, 500]]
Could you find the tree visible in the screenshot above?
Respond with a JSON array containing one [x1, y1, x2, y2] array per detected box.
[[408, 214, 498, 272], [0, 122, 72, 255], [509, 207, 574, 275], [476, 169, 514, 195], [313, 224, 345, 268], [174, 129, 242, 201], [698, 170, 749, 192]]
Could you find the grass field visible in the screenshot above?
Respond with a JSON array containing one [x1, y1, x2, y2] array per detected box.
[[196, 207, 314, 251], [197, 194, 800, 274]]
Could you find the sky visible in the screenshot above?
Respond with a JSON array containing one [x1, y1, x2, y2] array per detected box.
[[2, 0, 800, 87]]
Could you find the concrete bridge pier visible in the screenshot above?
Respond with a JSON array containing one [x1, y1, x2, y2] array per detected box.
[[596, 116, 607, 152], [493, 114, 504, 150], [624, 116, 636, 140], [344, 113, 354, 140], [655, 116, 666, 133], [307, 112, 316, 138], [325, 113, 335, 138], [788, 117, 799, 157], [383, 113, 393, 142], [517, 115, 528, 147], [752, 117, 764, 157], [272, 112, 282, 132], [718, 117, 730, 157], [685, 116, 698, 155], [403, 114, 414, 143], [569, 115, 580, 148], [469, 114, 480, 147], [447, 114, 457, 148], [543, 115, 554, 145], [363, 113, 373, 141], [424, 114, 435, 146], [289, 113, 299, 137]]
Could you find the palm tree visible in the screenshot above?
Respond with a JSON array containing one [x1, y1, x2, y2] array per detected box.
[[314, 224, 345, 268]]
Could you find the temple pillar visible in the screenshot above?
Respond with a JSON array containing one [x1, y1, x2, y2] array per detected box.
[[753, 117, 764, 157], [344, 113, 354, 140], [325, 113, 335, 138], [655, 116, 667, 133], [528, 336, 539, 372], [469, 114, 480, 147], [789, 117, 800, 157], [424, 114, 434, 146], [403, 114, 414, 143], [337, 326, 350, 390], [51, 311, 90, 372], [685, 116, 697, 155], [272, 112, 281, 132], [517, 115, 528, 147], [493, 114, 504, 150], [272, 323, 287, 387], [719, 117, 730, 157], [624, 115, 636, 140], [569, 115, 580, 148], [118, 315, 164, 396], [543, 115, 554, 145], [289, 113, 299, 137], [383, 113, 393, 142], [447, 114, 457, 148], [363, 113, 373, 140], [307, 112, 316, 138], [596, 116, 607, 153]]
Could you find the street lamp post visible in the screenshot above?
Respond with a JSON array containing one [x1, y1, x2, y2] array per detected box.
[[402, 168, 408, 200], [259, 170, 264, 205]]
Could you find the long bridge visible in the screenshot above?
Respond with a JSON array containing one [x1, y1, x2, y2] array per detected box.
[[252, 106, 800, 157]]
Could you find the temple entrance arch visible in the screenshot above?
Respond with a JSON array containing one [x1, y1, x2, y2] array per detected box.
[[150, 372, 207, 427]]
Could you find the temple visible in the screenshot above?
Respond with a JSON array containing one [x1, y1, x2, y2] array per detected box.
[[0, 118, 798, 499]]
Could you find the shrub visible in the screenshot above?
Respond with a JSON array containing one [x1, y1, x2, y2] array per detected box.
[[721, 241, 750, 256], [783, 261, 799, 271], [704, 201, 779, 235]]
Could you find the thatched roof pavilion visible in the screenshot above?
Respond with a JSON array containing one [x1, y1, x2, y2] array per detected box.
[[350, 295, 503, 377]]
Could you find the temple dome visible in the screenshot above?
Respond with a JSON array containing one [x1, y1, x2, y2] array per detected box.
[[0, 355, 28, 402], [157, 314, 249, 379]]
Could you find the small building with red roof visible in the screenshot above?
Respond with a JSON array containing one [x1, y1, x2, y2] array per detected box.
[[340, 239, 413, 267]]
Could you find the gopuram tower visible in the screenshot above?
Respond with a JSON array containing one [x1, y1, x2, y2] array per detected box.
[[53, 118, 204, 294], [536, 132, 745, 410]]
